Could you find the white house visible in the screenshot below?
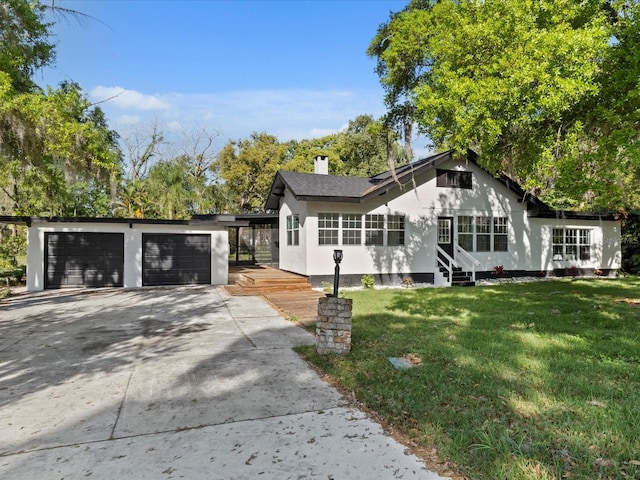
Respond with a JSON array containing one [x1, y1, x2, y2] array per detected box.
[[4, 150, 622, 292], [265, 151, 622, 286]]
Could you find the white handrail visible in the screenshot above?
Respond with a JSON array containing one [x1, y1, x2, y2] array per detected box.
[[435, 245, 461, 286], [454, 244, 479, 282], [436, 245, 459, 269]]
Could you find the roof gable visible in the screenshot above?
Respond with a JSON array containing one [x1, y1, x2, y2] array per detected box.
[[264, 150, 616, 220]]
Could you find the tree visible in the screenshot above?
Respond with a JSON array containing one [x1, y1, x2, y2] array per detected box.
[[0, 0, 54, 93], [369, 0, 640, 211], [0, 76, 122, 216], [334, 114, 404, 176], [214, 132, 287, 213], [120, 122, 165, 182]]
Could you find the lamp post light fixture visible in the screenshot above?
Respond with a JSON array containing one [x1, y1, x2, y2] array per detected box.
[[332, 249, 343, 297]]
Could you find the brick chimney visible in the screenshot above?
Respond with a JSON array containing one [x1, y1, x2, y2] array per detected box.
[[314, 155, 329, 175]]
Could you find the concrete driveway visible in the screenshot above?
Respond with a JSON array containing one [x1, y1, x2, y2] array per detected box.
[[0, 287, 448, 479]]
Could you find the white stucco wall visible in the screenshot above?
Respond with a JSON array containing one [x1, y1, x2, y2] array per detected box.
[[277, 157, 622, 278], [27, 221, 228, 291]]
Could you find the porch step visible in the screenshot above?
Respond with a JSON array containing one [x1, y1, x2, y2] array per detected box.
[[452, 280, 476, 287], [226, 266, 313, 295], [452, 268, 474, 286], [234, 278, 312, 293]]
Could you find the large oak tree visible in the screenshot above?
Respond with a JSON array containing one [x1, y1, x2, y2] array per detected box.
[[369, 0, 640, 211]]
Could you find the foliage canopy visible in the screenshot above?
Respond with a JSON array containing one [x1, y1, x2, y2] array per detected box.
[[369, 0, 640, 211]]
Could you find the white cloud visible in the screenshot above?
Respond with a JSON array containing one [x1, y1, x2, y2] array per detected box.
[[116, 114, 142, 125], [90, 86, 171, 111], [93, 86, 391, 143]]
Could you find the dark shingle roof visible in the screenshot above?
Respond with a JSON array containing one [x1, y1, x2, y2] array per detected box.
[[276, 171, 377, 199], [265, 150, 453, 210], [264, 150, 617, 220]]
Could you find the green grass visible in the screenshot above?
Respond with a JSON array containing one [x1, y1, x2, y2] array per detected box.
[[297, 278, 640, 480]]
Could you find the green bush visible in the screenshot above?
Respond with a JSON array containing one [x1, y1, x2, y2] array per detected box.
[[360, 274, 375, 290], [0, 265, 26, 284]]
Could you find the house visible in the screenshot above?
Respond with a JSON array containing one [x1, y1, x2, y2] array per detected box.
[[4, 150, 622, 292], [265, 150, 621, 286]]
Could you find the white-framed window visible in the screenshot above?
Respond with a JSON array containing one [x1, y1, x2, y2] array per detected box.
[[438, 218, 451, 244], [387, 215, 405, 246], [318, 213, 339, 245], [457, 216, 473, 251], [342, 214, 362, 245], [476, 216, 491, 252], [365, 214, 384, 246], [286, 214, 299, 246], [493, 217, 508, 251], [553, 228, 591, 261], [456, 215, 509, 252]]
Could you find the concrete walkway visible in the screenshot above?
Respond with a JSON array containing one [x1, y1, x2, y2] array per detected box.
[[0, 287, 449, 479]]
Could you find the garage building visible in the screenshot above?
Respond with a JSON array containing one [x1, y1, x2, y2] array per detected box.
[[19, 216, 232, 291]]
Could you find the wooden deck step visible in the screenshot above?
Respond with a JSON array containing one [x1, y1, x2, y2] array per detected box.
[[226, 265, 313, 295], [239, 275, 310, 286], [233, 280, 312, 293]]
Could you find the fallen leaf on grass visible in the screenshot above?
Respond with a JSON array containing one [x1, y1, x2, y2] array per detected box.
[[587, 400, 607, 408], [625, 460, 640, 466], [405, 353, 423, 365], [615, 297, 640, 306], [594, 457, 614, 467]]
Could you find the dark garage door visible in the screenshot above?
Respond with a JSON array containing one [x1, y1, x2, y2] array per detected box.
[[142, 234, 211, 286], [45, 232, 124, 289]]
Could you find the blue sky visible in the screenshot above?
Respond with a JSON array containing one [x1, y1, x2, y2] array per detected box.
[[38, 0, 431, 155]]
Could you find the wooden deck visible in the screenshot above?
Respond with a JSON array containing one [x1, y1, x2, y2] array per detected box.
[[225, 265, 323, 326]]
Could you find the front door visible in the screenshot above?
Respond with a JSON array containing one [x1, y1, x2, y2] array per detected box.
[[437, 217, 454, 258]]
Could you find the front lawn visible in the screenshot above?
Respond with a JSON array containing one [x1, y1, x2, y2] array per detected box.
[[297, 278, 640, 480]]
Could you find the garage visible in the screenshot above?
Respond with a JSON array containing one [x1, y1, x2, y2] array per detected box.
[[142, 233, 211, 286], [45, 232, 124, 289]]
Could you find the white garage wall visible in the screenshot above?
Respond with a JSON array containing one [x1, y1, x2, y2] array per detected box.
[[27, 221, 228, 291]]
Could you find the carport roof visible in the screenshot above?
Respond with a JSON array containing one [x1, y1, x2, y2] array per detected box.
[[0, 214, 243, 227]]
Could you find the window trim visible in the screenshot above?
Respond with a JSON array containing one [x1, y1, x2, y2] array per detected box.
[[286, 214, 299, 246], [365, 214, 385, 246], [553, 228, 591, 261], [387, 215, 405, 246], [318, 213, 339, 246], [342, 213, 362, 246], [456, 215, 509, 252], [436, 169, 473, 189]]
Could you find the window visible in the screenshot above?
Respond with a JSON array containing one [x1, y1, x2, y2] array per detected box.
[[387, 215, 405, 246], [493, 217, 508, 251], [457, 216, 473, 251], [457, 215, 509, 252], [553, 228, 591, 261], [552, 228, 564, 259], [318, 213, 339, 245], [476, 216, 491, 252], [342, 214, 362, 245], [365, 214, 384, 246], [436, 169, 473, 189], [438, 218, 451, 244], [286, 214, 299, 246], [579, 230, 591, 260]]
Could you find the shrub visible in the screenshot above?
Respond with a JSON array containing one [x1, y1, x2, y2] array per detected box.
[[361, 274, 375, 290]]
